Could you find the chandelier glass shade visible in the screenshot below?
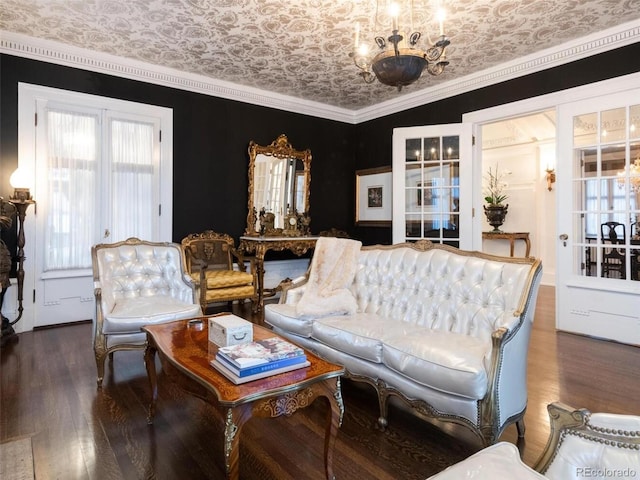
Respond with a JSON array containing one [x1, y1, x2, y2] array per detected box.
[[351, 1, 450, 90], [617, 156, 640, 193]]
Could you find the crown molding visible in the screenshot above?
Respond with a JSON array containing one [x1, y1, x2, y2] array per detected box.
[[0, 31, 356, 124], [2, 19, 639, 125]]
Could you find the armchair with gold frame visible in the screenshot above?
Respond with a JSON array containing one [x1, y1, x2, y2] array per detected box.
[[91, 237, 201, 387], [181, 231, 258, 313]]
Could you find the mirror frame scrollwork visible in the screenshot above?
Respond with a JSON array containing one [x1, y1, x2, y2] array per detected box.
[[245, 134, 312, 236]]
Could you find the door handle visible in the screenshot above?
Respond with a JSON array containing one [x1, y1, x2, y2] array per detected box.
[[104, 229, 110, 238], [559, 233, 568, 247]]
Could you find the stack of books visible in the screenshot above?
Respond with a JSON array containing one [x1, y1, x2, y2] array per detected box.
[[211, 337, 309, 384]]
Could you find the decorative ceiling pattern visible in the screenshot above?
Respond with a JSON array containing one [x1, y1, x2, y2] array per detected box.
[[1, 0, 639, 110]]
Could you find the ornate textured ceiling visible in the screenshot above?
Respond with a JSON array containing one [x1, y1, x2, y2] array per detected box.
[[1, 0, 639, 111]]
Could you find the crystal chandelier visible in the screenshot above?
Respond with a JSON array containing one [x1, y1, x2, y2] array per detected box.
[[617, 155, 640, 193], [350, 0, 450, 91]]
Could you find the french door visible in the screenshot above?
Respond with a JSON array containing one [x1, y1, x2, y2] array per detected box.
[[16, 84, 173, 331], [556, 89, 640, 345], [392, 124, 473, 249]]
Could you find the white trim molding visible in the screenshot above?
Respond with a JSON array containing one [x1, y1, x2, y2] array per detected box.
[[2, 18, 640, 124]]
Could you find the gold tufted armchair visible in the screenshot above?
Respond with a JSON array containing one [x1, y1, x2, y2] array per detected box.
[[181, 231, 258, 313], [91, 237, 202, 387]]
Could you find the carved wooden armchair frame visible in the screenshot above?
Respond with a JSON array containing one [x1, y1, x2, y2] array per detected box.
[[181, 231, 258, 313]]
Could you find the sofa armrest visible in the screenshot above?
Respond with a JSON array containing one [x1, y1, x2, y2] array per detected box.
[[534, 402, 640, 478], [278, 276, 309, 304]]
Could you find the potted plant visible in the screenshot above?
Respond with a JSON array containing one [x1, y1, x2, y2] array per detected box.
[[483, 165, 511, 232]]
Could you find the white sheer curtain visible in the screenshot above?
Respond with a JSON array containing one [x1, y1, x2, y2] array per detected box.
[[109, 119, 154, 243], [45, 109, 98, 271], [44, 110, 156, 271]]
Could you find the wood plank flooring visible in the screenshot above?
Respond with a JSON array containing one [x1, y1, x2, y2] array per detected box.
[[1, 285, 639, 479]]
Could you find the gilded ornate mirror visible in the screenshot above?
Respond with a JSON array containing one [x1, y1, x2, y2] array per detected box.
[[245, 134, 312, 236]]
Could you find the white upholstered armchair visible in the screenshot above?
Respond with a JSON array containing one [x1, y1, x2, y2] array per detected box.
[[427, 401, 640, 479], [91, 237, 202, 387]]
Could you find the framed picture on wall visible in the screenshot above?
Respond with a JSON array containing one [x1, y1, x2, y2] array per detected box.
[[356, 166, 392, 226], [417, 180, 435, 207]]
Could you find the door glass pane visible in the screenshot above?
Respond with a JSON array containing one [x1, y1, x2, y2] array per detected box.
[[405, 213, 422, 238], [424, 137, 440, 161], [443, 136, 459, 160], [405, 138, 421, 162], [574, 107, 639, 281], [574, 112, 597, 147], [600, 108, 625, 143], [402, 136, 460, 247]]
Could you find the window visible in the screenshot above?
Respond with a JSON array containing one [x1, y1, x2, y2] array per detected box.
[[18, 83, 173, 276]]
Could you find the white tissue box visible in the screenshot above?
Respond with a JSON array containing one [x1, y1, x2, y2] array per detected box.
[[208, 314, 253, 347]]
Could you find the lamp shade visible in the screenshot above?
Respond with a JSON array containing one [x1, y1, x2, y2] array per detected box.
[[9, 168, 34, 203], [9, 168, 31, 190]]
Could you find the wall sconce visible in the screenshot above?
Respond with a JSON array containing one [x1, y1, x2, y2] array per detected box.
[[1, 168, 36, 346], [545, 168, 556, 191]]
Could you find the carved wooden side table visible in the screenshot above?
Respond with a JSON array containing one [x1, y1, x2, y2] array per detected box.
[[482, 231, 531, 257]]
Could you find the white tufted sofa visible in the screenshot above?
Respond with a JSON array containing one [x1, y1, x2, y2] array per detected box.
[[91, 237, 202, 387], [265, 240, 542, 446], [427, 401, 640, 479]]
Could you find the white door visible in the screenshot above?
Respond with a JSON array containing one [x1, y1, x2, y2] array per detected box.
[[556, 91, 640, 345], [16, 84, 173, 331], [392, 124, 473, 249]]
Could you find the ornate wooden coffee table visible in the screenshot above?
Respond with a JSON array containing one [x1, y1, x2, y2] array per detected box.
[[142, 317, 345, 480]]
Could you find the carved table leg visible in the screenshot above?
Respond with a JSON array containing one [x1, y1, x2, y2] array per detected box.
[[321, 377, 344, 480], [254, 245, 267, 312], [223, 404, 252, 480], [144, 341, 158, 424]]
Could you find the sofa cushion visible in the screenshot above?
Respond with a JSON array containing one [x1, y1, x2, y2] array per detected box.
[[191, 270, 254, 289], [264, 303, 316, 337], [381, 329, 490, 399], [103, 296, 201, 334], [204, 285, 255, 301], [427, 442, 546, 479], [312, 313, 417, 364]]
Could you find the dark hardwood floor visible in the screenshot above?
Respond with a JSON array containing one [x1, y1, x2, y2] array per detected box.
[[2, 285, 640, 479]]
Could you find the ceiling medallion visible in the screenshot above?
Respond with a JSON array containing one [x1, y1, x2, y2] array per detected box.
[[350, 0, 450, 91]]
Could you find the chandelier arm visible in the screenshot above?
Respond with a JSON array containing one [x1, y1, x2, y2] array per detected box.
[[360, 71, 376, 84], [350, 52, 371, 72], [424, 45, 445, 62], [426, 62, 446, 76]]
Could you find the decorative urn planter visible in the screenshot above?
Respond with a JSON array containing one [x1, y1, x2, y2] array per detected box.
[[484, 204, 508, 232]]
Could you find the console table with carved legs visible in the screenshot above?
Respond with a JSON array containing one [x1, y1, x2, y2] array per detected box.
[[238, 236, 319, 312], [143, 318, 344, 480], [482, 231, 531, 257]]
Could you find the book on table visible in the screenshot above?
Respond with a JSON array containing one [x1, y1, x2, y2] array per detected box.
[[215, 352, 308, 377], [216, 337, 305, 369], [211, 336, 309, 384], [210, 358, 311, 385]]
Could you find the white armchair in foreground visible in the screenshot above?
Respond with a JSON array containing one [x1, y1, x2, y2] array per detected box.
[[428, 401, 640, 479]]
